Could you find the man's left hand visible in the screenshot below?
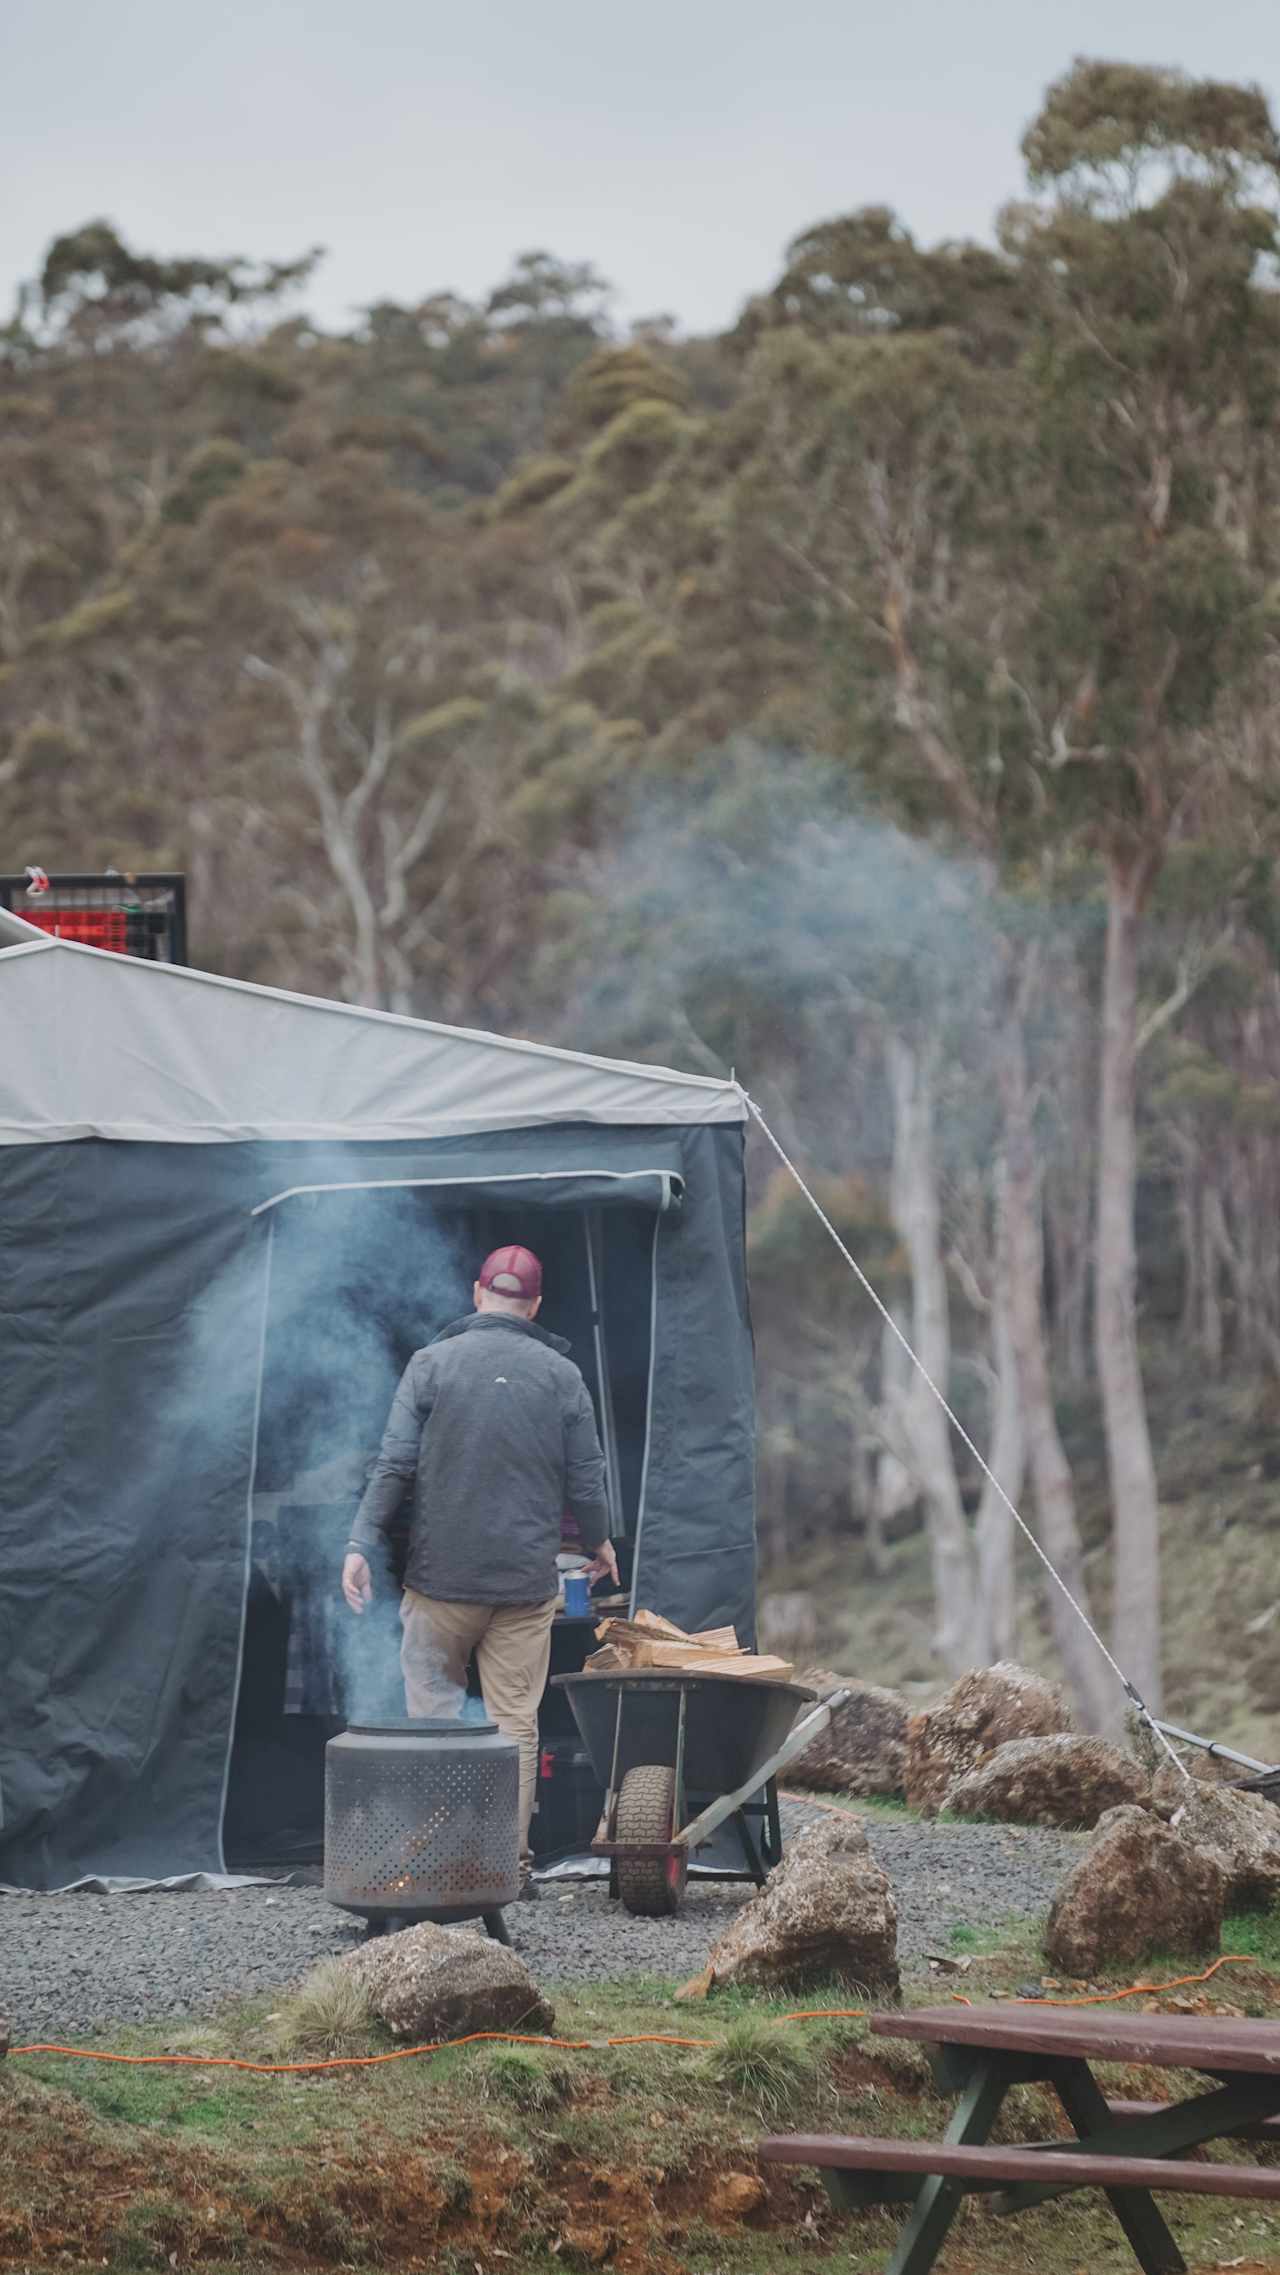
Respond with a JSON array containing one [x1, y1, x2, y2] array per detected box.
[[342, 1550, 373, 1614], [584, 1539, 619, 1587]]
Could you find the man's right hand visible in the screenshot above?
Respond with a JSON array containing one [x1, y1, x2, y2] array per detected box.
[[342, 1551, 373, 1614], [584, 1538, 620, 1588]]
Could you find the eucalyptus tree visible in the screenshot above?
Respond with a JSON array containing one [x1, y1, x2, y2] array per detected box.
[[718, 206, 1119, 1718], [1006, 61, 1280, 1709], [715, 63, 1280, 1718], [557, 744, 1020, 1671]]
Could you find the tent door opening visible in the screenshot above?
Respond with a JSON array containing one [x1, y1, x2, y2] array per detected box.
[[222, 1186, 656, 1870]]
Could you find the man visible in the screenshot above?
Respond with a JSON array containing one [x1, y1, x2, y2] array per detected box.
[[341, 1244, 617, 1880]]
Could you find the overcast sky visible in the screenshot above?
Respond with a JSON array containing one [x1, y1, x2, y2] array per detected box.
[[5, 0, 1279, 336]]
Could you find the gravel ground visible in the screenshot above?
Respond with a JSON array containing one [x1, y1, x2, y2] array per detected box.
[[0, 1806, 1085, 2046]]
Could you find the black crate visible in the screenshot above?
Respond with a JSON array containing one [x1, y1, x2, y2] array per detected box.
[[0, 872, 187, 963], [532, 1738, 604, 1862]]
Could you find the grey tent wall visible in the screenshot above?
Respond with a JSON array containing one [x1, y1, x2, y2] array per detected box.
[[0, 1143, 264, 1886], [0, 1123, 755, 1888], [631, 1123, 757, 1644]]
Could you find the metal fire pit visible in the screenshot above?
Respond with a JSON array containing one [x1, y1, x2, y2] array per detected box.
[[324, 1719, 520, 1940]]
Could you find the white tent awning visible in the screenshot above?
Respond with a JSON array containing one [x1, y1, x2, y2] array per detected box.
[[0, 936, 745, 1143]]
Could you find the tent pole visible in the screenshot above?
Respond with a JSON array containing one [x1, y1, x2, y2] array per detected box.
[[584, 1211, 623, 1541], [216, 1218, 275, 1871]]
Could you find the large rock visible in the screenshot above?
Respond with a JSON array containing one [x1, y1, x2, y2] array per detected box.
[[1162, 1778, 1280, 1908], [1045, 1805, 1226, 1976], [1130, 1713, 1240, 1790], [945, 1734, 1149, 1830], [706, 1812, 899, 1994], [1149, 1759, 1256, 1816], [905, 1662, 1073, 1814], [342, 1920, 554, 2041], [789, 1670, 909, 1799]]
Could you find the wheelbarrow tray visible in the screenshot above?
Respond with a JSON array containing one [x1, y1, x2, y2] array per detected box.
[[554, 1668, 818, 1805], [551, 1669, 841, 1911]]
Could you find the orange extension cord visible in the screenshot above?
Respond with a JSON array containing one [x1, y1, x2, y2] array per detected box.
[[6, 2012, 868, 2074], [6, 1967, 1265, 2075], [1019, 1954, 1258, 2008]]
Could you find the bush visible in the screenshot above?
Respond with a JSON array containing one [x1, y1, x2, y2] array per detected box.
[[272, 1959, 378, 2057], [703, 2016, 817, 2118]]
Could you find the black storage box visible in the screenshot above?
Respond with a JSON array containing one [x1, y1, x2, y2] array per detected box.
[[533, 1736, 604, 1862]]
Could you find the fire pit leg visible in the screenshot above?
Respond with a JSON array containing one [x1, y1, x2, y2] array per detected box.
[[483, 1909, 512, 1947]]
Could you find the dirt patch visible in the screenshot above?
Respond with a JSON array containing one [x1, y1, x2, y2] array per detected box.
[[12, 1973, 1280, 2275], [0, 2072, 821, 2275], [828, 2042, 929, 2099]]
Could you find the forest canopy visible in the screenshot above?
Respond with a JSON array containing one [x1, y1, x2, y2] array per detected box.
[[7, 60, 1280, 1731]]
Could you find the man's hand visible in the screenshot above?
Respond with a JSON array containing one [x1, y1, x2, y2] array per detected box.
[[342, 1551, 373, 1614], [584, 1539, 619, 1588]]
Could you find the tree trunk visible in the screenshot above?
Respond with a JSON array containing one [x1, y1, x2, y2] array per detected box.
[[1046, 1167, 1092, 1389], [885, 1033, 985, 1671], [1045, 987, 1094, 1389], [759, 1383, 791, 1565], [872, 1314, 918, 1560], [1096, 856, 1162, 1714], [855, 1401, 890, 1576], [1173, 1137, 1201, 1351], [973, 1173, 1024, 1663], [1201, 1177, 1226, 1375], [999, 1009, 1118, 1732]]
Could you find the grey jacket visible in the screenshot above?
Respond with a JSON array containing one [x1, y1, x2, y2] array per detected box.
[[349, 1313, 610, 1605]]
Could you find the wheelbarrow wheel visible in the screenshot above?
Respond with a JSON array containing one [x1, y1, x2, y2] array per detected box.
[[615, 1763, 687, 1917]]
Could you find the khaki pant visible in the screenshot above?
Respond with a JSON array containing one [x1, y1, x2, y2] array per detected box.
[[400, 1588, 557, 1859]]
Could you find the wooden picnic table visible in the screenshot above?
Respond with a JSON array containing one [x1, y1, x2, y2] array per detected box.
[[760, 2002, 1280, 2275]]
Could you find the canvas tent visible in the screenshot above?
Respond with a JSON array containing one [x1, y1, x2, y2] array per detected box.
[[0, 930, 754, 1888]]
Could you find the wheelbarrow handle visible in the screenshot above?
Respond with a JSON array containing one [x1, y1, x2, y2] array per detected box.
[[668, 1686, 852, 1855], [770, 1685, 852, 1761]]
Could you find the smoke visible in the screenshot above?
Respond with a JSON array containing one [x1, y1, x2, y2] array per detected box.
[[253, 1180, 472, 1721], [558, 743, 1015, 1177], [154, 1165, 473, 1733], [542, 744, 1069, 1503]]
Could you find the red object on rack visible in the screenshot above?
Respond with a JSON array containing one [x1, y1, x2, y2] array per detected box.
[[23, 908, 129, 952]]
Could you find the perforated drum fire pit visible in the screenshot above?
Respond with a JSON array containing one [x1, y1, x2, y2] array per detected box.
[[324, 1719, 520, 1941]]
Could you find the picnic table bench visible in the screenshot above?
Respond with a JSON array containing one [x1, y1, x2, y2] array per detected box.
[[760, 2003, 1280, 2275]]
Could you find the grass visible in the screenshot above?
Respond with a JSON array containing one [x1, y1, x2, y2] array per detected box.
[[702, 2013, 820, 2119], [269, 1953, 380, 2057], [10, 1929, 1280, 2271], [476, 2043, 576, 2113], [947, 1916, 1041, 1965], [947, 1919, 1003, 1958], [1224, 1907, 1280, 1969]]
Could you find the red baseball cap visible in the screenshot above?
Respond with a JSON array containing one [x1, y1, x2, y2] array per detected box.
[[478, 1244, 543, 1300]]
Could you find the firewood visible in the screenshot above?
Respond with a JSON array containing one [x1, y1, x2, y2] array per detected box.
[[594, 1616, 741, 1656], [591, 1640, 794, 1679], [631, 1608, 693, 1641], [632, 1609, 742, 1651], [622, 1640, 746, 1668], [701, 1654, 794, 1679]]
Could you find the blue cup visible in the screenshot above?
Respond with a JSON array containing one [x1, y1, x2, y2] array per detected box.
[[563, 1572, 591, 1617]]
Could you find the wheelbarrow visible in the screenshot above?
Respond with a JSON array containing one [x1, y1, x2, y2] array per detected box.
[[552, 1669, 849, 1916], [1155, 1719, 1280, 1798]]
